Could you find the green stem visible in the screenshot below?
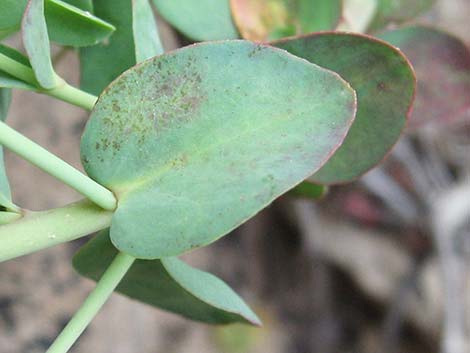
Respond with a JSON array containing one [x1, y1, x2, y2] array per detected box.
[[0, 199, 112, 262], [48, 82, 97, 110], [0, 52, 37, 84], [0, 211, 22, 225], [0, 121, 116, 210], [0, 52, 97, 110], [46, 251, 135, 353]]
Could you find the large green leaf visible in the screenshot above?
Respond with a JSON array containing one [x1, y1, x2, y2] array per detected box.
[[44, 0, 115, 47], [274, 32, 415, 184], [230, 0, 342, 41], [80, 0, 162, 94], [22, 0, 57, 89], [153, 0, 238, 41], [368, 0, 435, 32], [378, 26, 470, 128], [73, 230, 260, 325], [81, 41, 356, 259]]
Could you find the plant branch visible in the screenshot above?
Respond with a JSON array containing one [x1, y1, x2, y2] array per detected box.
[[0, 199, 112, 262], [46, 251, 135, 353], [0, 121, 116, 210], [0, 52, 97, 110]]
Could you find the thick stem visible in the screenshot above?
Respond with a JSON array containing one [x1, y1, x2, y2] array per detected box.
[[0, 52, 37, 84], [0, 121, 116, 210], [0, 199, 112, 262], [0, 52, 97, 110], [46, 251, 135, 353], [48, 82, 97, 110]]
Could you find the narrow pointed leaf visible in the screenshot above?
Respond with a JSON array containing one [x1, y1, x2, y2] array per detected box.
[[368, 0, 435, 32], [132, 0, 164, 62], [378, 26, 470, 128], [0, 0, 114, 47], [153, 0, 238, 41], [22, 0, 57, 89], [62, 0, 93, 12], [274, 33, 415, 184], [81, 41, 356, 259], [44, 0, 115, 47], [73, 230, 261, 325], [230, 0, 342, 41]]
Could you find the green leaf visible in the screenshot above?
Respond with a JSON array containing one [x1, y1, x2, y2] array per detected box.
[[0, 88, 12, 202], [230, 0, 342, 41], [22, 0, 57, 89], [0, 0, 28, 32], [153, 0, 238, 41], [81, 41, 356, 258], [80, 0, 162, 94], [73, 230, 261, 325], [0, 76, 21, 213], [368, 0, 435, 32], [289, 181, 328, 199], [44, 0, 115, 47], [132, 0, 164, 62], [62, 0, 93, 12], [274, 32, 415, 184], [80, 0, 135, 95], [378, 26, 470, 129], [0, 0, 113, 47]]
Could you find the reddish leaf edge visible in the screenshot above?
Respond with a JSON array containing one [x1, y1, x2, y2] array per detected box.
[[270, 31, 417, 185]]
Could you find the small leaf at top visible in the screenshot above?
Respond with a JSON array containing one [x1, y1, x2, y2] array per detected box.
[[230, 0, 342, 42], [378, 26, 470, 129], [153, 0, 239, 41], [73, 230, 261, 325], [0, 0, 114, 47], [22, 0, 57, 89], [44, 0, 115, 47], [81, 41, 356, 259], [274, 32, 415, 184]]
